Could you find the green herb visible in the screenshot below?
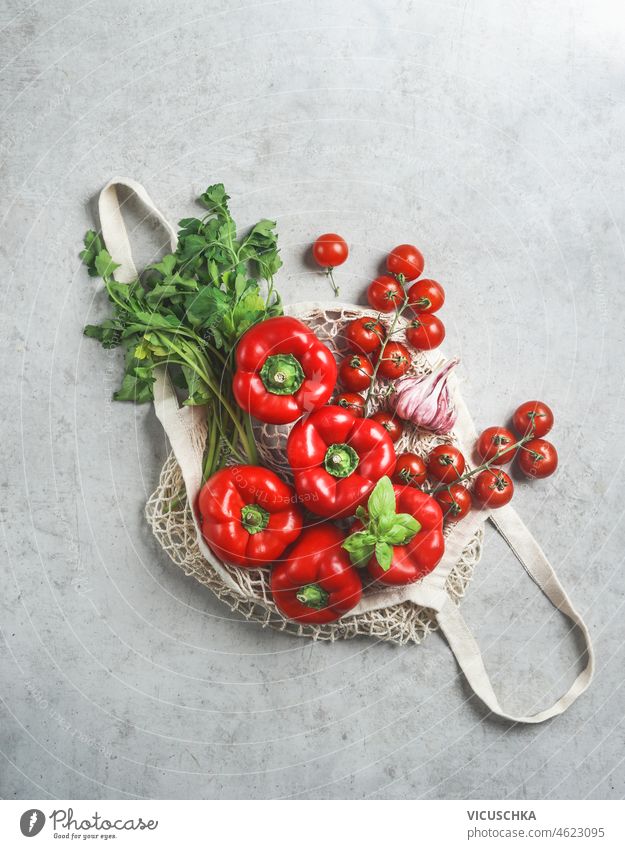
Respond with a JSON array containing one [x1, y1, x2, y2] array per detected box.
[[81, 183, 283, 479], [342, 477, 421, 571]]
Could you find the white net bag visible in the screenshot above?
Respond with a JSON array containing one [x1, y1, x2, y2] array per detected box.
[[101, 179, 593, 723], [145, 302, 484, 645]]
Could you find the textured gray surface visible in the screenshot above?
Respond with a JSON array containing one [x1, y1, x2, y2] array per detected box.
[[1, 0, 624, 800]]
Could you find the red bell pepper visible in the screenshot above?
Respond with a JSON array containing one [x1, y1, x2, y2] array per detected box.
[[232, 316, 337, 424], [271, 524, 362, 623], [198, 465, 302, 568], [343, 477, 444, 585], [286, 405, 396, 519]]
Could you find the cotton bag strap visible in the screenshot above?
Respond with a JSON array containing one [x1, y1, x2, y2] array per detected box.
[[96, 178, 594, 724]]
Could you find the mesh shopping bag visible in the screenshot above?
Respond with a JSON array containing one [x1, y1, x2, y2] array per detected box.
[[96, 179, 594, 724]]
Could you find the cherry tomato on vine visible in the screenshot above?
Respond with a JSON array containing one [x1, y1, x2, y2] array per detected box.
[[392, 452, 427, 487], [339, 353, 373, 392], [473, 468, 514, 508], [517, 438, 558, 479], [427, 444, 466, 483], [367, 276, 405, 313], [476, 426, 517, 465], [436, 484, 472, 521], [377, 341, 411, 379], [386, 244, 424, 282], [512, 400, 554, 439], [335, 392, 365, 417], [370, 411, 403, 443], [345, 316, 385, 354], [312, 233, 349, 268], [407, 278, 445, 314], [405, 314, 445, 350]]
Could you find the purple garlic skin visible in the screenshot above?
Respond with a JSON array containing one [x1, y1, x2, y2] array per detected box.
[[389, 357, 459, 434]]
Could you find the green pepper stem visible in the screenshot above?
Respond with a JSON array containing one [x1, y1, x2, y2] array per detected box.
[[296, 584, 329, 610], [240, 503, 270, 534], [324, 443, 359, 478]]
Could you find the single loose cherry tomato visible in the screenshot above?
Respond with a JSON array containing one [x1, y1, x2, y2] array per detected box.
[[407, 278, 445, 314], [476, 426, 518, 465], [312, 233, 349, 268], [473, 468, 514, 508], [436, 484, 472, 521], [386, 244, 424, 281], [339, 352, 373, 392], [370, 411, 403, 442], [427, 444, 466, 483], [377, 341, 411, 379], [512, 400, 554, 439], [517, 438, 558, 479], [392, 452, 427, 487], [345, 317, 385, 354], [367, 276, 405, 312], [335, 392, 365, 417], [405, 314, 445, 350]]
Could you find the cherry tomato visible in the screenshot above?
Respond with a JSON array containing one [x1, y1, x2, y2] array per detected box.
[[427, 444, 466, 483], [407, 278, 445, 314], [377, 341, 411, 379], [476, 426, 518, 465], [473, 468, 514, 508], [370, 411, 403, 443], [436, 484, 472, 521], [335, 392, 365, 417], [345, 317, 385, 354], [392, 452, 427, 487], [312, 233, 349, 268], [367, 276, 404, 312], [386, 244, 424, 281], [339, 352, 373, 392], [518, 438, 558, 479], [405, 314, 445, 350], [512, 400, 554, 439]]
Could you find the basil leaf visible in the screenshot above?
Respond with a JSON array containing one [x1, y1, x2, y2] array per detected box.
[[374, 542, 393, 572], [367, 477, 395, 521], [342, 532, 376, 567]]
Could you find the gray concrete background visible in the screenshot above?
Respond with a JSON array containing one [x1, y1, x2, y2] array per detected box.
[[0, 0, 624, 800]]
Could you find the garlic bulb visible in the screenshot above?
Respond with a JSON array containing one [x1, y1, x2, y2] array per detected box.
[[389, 357, 459, 434]]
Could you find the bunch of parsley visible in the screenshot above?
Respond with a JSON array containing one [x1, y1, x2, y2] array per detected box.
[[81, 184, 283, 478]]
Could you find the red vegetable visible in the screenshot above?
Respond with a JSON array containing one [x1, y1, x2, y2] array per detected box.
[[386, 244, 424, 282], [436, 484, 472, 521], [427, 444, 466, 483], [345, 316, 385, 354], [233, 316, 337, 424], [370, 411, 403, 442], [512, 400, 554, 438], [287, 405, 396, 519], [312, 233, 349, 297], [271, 524, 362, 624], [407, 278, 445, 314], [312, 233, 349, 268], [392, 452, 427, 487], [405, 314, 445, 350], [339, 352, 373, 392], [344, 478, 444, 585], [518, 438, 558, 479], [367, 275, 404, 312], [476, 426, 517, 465], [376, 340, 411, 379], [473, 468, 514, 508], [198, 466, 303, 568], [335, 392, 365, 417]]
